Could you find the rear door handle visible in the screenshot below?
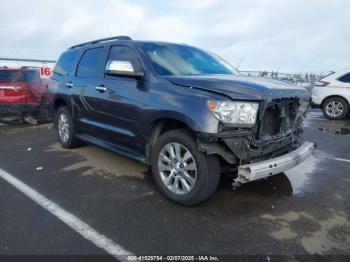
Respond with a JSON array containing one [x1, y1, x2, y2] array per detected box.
[[65, 82, 74, 88], [96, 85, 107, 92]]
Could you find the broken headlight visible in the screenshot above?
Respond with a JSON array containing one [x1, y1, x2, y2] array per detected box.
[[207, 100, 259, 127]]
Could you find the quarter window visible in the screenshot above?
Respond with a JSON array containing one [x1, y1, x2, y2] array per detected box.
[[54, 50, 79, 76], [338, 73, 350, 83], [77, 47, 104, 78]]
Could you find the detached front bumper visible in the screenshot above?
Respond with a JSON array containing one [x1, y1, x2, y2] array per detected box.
[[236, 141, 315, 184]]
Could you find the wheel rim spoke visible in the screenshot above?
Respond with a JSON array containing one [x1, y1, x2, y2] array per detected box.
[[163, 172, 174, 186], [171, 176, 180, 193], [158, 142, 197, 195], [184, 162, 196, 171], [182, 151, 192, 162], [183, 171, 196, 186], [174, 143, 181, 159], [159, 152, 171, 164], [159, 163, 171, 172], [180, 177, 190, 193], [165, 144, 176, 159]]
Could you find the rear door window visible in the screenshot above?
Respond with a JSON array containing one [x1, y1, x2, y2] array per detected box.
[[338, 73, 350, 83], [77, 47, 104, 78]]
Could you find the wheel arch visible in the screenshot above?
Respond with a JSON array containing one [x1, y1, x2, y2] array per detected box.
[[53, 97, 68, 112], [145, 117, 196, 165], [321, 95, 350, 108]]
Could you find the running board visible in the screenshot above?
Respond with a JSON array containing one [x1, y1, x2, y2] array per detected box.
[[76, 134, 146, 163]]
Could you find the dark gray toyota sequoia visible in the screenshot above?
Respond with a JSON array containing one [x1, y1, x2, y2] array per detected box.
[[48, 36, 314, 205]]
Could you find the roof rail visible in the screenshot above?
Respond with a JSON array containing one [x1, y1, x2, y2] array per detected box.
[[69, 36, 133, 49]]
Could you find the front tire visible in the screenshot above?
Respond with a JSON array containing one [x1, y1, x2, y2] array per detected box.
[[322, 97, 349, 120], [55, 107, 81, 148], [151, 129, 221, 206]]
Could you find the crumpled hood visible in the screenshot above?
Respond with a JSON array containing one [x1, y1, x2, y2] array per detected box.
[[167, 75, 310, 100]]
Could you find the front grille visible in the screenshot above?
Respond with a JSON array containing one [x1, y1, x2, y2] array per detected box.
[[260, 99, 298, 138]]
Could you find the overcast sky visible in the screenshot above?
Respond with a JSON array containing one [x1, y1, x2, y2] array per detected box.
[[0, 0, 349, 74]]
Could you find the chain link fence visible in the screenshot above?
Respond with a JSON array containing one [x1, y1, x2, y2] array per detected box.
[[0, 58, 55, 130], [239, 70, 325, 90]]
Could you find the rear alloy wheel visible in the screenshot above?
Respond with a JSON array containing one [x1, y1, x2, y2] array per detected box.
[[322, 97, 349, 120], [58, 113, 70, 143], [55, 107, 81, 148], [151, 129, 221, 206]]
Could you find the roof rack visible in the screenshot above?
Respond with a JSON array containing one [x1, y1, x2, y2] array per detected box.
[[70, 36, 133, 49]]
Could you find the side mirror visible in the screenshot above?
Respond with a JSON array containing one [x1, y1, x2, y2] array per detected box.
[[105, 60, 144, 80]]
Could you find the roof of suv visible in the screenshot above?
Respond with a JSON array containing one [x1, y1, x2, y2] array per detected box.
[[68, 35, 188, 51]]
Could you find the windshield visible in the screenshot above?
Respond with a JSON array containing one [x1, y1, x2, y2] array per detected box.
[[141, 43, 236, 76]]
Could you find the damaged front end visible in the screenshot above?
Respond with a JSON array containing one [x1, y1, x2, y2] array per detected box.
[[197, 97, 314, 184]]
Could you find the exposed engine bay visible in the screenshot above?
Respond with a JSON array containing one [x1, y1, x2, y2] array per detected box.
[[197, 98, 308, 166]]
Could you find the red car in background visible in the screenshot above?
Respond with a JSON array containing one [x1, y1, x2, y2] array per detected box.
[[0, 66, 50, 122]]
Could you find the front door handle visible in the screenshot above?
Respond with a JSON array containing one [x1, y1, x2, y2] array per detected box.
[[96, 85, 107, 92], [65, 82, 74, 88]]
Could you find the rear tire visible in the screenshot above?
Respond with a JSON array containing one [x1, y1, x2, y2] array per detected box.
[[151, 129, 221, 206], [322, 97, 349, 120], [55, 107, 81, 148]]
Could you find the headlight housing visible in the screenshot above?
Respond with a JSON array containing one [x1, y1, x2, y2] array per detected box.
[[207, 100, 259, 127]]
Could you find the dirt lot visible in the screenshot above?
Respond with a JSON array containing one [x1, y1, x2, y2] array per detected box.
[[0, 109, 349, 260]]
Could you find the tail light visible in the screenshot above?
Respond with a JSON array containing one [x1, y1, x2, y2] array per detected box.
[[315, 81, 329, 87]]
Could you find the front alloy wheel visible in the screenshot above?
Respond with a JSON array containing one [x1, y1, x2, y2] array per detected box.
[[158, 142, 197, 195], [151, 129, 221, 206]]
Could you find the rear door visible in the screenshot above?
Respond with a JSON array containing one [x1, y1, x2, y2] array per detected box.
[[72, 47, 106, 136], [51, 48, 80, 115]]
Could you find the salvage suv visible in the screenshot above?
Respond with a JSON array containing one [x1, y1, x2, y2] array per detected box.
[[48, 36, 314, 205]]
